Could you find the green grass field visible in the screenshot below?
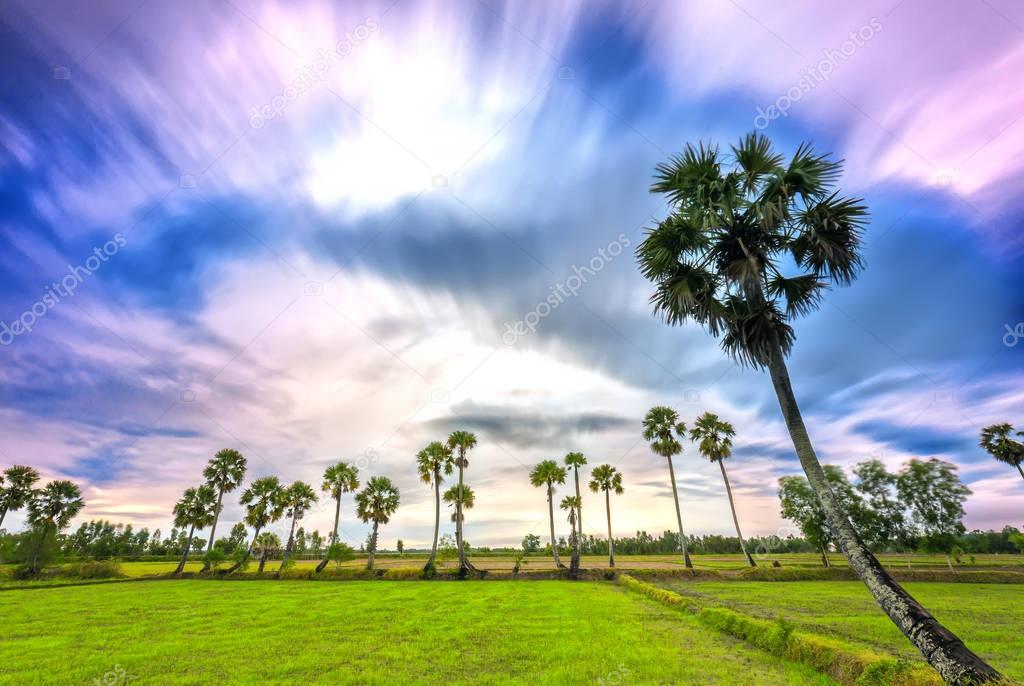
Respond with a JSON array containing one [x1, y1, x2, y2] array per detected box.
[[652, 579, 1024, 681], [0, 580, 835, 685]]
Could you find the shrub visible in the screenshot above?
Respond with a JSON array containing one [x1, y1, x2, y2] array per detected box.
[[62, 560, 124, 579], [202, 549, 227, 571]]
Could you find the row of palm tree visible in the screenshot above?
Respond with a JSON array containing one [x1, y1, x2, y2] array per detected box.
[[0, 465, 85, 572], [417, 432, 478, 575]]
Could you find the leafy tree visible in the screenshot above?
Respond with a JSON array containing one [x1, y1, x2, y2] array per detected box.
[[295, 527, 307, 555], [225, 522, 248, 554], [326, 541, 356, 569], [310, 530, 323, 557], [396, 539, 404, 555], [437, 533, 457, 565], [979, 423, 1024, 481], [636, 132, 998, 683], [416, 441, 453, 572], [316, 462, 359, 573], [529, 460, 567, 569], [252, 532, 280, 573], [172, 484, 217, 574], [355, 476, 400, 571], [642, 406, 692, 568], [446, 431, 477, 573], [0, 465, 40, 530], [232, 476, 285, 572], [278, 481, 317, 571], [202, 449, 247, 557], [560, 495, 581, 575], [897, 458, 970, 558], [564, 452, 587, 566], [589, 464, 624, 567], [689, 412, 754, 566], [521, 533, 541, 553], [852, 459, 912, 549], [26, 480, 84, 573]]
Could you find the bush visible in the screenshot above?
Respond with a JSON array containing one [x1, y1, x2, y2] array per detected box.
[[62, 561, 124, 579]]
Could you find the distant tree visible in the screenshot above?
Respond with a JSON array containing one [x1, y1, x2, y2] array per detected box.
[[396, 539, 404, 555], [979, 423, 1024, 482], [295, 527, 308, 555], [416, 441, 453, 573], [223, 522, 248, 554], [560, 495, 581, 575], [202, 449, 247, 559], [521, 533, 541, 554], [172, 484, 217, 574], [0, 465, 41, 530], [642, 406, 692, 568], [852, 459, 911, 549], [278, 482, 317, 571], [589, 464, 624, 567], [326, 541, 356, 569], [232, 476, 285, 573], [529, 460, 567, 569], [26, 480, 84, 573], [437, 533, 457, 566], [897, 458, 970, 561], [310, 530, 323, 557], [252, 532, 280, 573], [778, 466, 860, 567], [446, 431, 477, 573], [689, 412, 754, 566], [355, 476, 400, 571]]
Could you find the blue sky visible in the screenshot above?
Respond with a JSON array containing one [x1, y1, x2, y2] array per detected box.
[[1, 0, 1022, 546]]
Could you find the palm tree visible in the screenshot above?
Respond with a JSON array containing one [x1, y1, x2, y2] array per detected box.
[[980, 423, 1024, 481], [278, 481, 317, 571], [231, 476, 285, 572], [25, 480, 84, 573], [355, 476, 400, 570], [316, 462, 360, 573], [0, 465, 40, 530], [642, 406, 692, 568], [636, 132, 999, 683], [564, 452, 587, 564], [172, 484, 217, 574], [529, 460, 567, 569], [446, 431, 477, 573], [417, 442, 453, 572], [690, 412, 754, 567], [560, 495, 581, 575], [588, 464, 623, 567], [252, 531, 281, 573], [443, 484, 475, 523], [201, 449, 247, 566]]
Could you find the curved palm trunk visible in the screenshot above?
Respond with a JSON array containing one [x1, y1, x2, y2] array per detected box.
[[546, 484, 563, 568], [665, 456, 693, 568], [767, 343, 1001, 684], [175, 525, 195, 575], [258, 549, 268, 573], [317, 495, 344, 574], [228, 525, 261, 574], [206, 489, 224, 553], [820, 545, 831, 568], [425, 473, 441, 571], [1017, 464, 1024, 482], [455, 453, 471, 572], [572, 468, 583, 562], [279, 514, 298, 573], [718, 460, 755, 567], [0, 506, 8, 530], [604, 489, 615, 568], [366, 520, 379, 570], [30, 525, 51, 573]]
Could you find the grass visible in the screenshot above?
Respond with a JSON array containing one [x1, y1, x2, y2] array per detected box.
[[652, 580, 1023, 681], [0, 580, 836, 685]]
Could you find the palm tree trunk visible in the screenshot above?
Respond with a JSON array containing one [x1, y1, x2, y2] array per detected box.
[[1017, 464, 1024, 482], [426, 473, 441, 571], [331, 494, 342, 544], [228, 525, 260, 573], [0, 506, 8, 530], [547, 485, 563, 568], [175, 525, 195, 575], [367, 520, 379, 570], [820, 545, 831, 568], [456, 454, 467, 571], [258, 549, 268, 573], [573, 468, 583, 563], [280, 514, 297, 571], [666, 456, 693, 568], [207, 489, 223, 553], [767, 342, 1001, 684], [605, 489, 615, 568], [718, 460, 755, 567], [30, 525, 51, 573]]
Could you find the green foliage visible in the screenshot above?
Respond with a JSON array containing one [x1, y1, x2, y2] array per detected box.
[[202, 548, 227, 571], [327, 542, 356, 568], [355, 477, 400, 525], [642, 406, 686, 459], [230, 546, 251, 572], [61, 560, 124, 579], [521, 534, 541, 553]]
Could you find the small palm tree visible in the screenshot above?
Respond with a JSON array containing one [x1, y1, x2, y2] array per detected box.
[[26, 480, 84, 573], [252, 532, 281, 573], [560, 495, 581, 575], [0, 465, 40, 530], [278, 481, 317, 571], [529, 460, 567, 569], [417, 442, 453, 572], [232, 476, 285, 572], [316, 462, 360, 573], [172, 484, 217, 574], [443, 484, 475, 523], [636, 132, 998, 682], [690, 412, 754, 567], [446, 431, 477, 573], [589, 464, 623, 567], [980, 423, 1024, 481], [564, 452, 587, 563], [201, 449, 247, 564], [355, 476, 400, 570], [642, 406, 692, 568]]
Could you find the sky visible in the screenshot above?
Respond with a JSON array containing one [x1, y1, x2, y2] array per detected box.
[[1, 0, 1022, 549]]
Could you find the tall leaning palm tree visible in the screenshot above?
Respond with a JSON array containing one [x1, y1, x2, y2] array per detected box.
[[980, 423, 1024, 482], [201, 449, 247, 566], [642, 406, 692, 568], [529, 460, 567, 569], [564, 452, 587, 562], [589, 464, 623, 567], [278, 481, 317, 572], [446, 431, 477, 573], [172, 484, 217, 574], [690, 412, 754, 567], [26, 480, 84, 573], [636, 132, 999, 683], [355, 476, 400, 571], [559, 495, 581, 575], [316, 462, 360, 573], [417, 442, 453, 572], [231, 476, 285, 573], [0, 465, 40, 530]]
